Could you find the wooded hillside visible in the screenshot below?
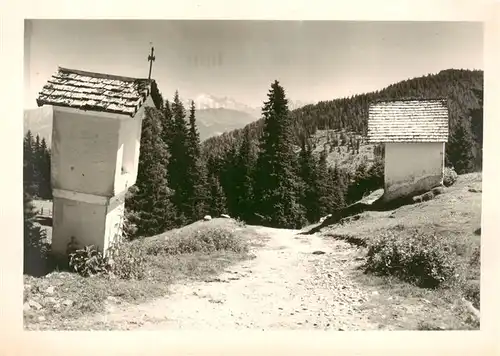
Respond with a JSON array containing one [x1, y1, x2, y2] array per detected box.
[[202, 69, 484, 170]]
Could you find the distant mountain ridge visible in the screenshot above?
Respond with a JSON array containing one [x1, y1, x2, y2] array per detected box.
[[181, 94, 313, 140], [194, 108, 258, 141], [181, 93, 259, 118]]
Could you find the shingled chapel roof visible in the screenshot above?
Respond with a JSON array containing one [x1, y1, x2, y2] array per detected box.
[[36, 67, 154, 117], [367, 99, 449, 143]]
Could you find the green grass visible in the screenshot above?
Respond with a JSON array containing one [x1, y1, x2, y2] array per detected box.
[[24, 218, 258, 330], [321, 173, 482, 330]]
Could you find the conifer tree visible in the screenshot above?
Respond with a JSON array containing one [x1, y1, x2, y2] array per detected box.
[[38, 138, 52, 199], [23, 190, 48, 274], [161, 100, 174, 149], [347, 159, 369, 203], [447, 118, 475, 174], [298, 139, 321, 223], [469, 88, 483, 170], [253, 80, 306, 228], [330, 163, 347, 209], [208, 174, 227, 217], [233, 126, 257, 222], [23, 130, 37, 197], [150, 80, 164, 111], [188, 101, 201, 157], [185, 101, 208, 220], [220, 145, 239, 216], [23, 136, 49, 274], [125, 107, 176, 237], [167, 91, 191, 224]]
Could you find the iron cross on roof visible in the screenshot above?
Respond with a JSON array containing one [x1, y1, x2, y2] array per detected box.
[[147, 46, 155, 80]]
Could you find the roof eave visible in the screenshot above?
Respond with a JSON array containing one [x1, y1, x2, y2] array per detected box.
[[41, 101, 138, 119]]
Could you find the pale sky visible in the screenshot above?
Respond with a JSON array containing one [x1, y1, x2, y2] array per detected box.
[[24, 20, 483, 109]]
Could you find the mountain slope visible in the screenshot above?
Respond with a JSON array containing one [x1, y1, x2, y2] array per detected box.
[[195, 108, 259, 141]]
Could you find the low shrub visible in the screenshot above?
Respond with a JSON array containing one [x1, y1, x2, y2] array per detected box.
[[108, 242, 147, 280], [146, 226, 249, 256], [443, 167, 458, 187], [61, 221, 250, 280], [68, 245, 110, 277], [68, 242, 148, 280], [365, 228, 458, 288]]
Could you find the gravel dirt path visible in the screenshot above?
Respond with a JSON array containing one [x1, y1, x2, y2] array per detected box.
[[73, 226, 385, 331]]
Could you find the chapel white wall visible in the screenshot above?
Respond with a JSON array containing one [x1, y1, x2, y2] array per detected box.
[[383, 142, 445, 201]]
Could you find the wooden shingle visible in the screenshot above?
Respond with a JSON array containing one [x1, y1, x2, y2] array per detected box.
[[367, 99, 449, 143], [36, 67, 154, 117]]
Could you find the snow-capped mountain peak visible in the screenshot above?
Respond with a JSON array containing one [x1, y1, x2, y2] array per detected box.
[[182, 93, 255, 114], [182, 93, 314, 117]]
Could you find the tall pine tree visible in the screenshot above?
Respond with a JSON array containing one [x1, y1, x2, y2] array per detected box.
[[38, 138, 52, 199], [125, 107, 176, 237], [253, 80, 306, 228], [208, 173, 227, 217], [447, 118, 475, 174], [298, 139, 321, 224], [469, 88, 483, 170], [329, 163, 347, 209], [167, 91, 191, 225], [316, 151, 335, 218], [233, 126, 257, 222], [161, 100, 175, 149], [23, 130, 37, 196], [185, 101, 208, 220]]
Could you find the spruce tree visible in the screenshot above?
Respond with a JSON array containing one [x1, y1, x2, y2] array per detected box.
[[161, 100, 174, 149], [347, 160, 369, 203], [23, 131, 37, 197], [150, 80, 164, 111], [447, 119, 475, 174], [220, 145, 239, 216], [330, 163, 347, 209], [233, 126, 257, 222], [32, 134, 44, 197], [185, 100, 208, 220], [23, 190, 48, 275], [298, 139, 321, 223], [208, 174, 227, 217], [470, 88, 483, 170], [38, 138, 52, 199], [188, 101, 201, 157], [23, 134, 49, 275], [253, 80, 306, 228], [167, 91, 191, 224], [316, 151, 335, 218], [125, 107, 176, 237]]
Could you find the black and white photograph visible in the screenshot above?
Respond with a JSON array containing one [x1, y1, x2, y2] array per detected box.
[[22, 19, 484, 332]]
